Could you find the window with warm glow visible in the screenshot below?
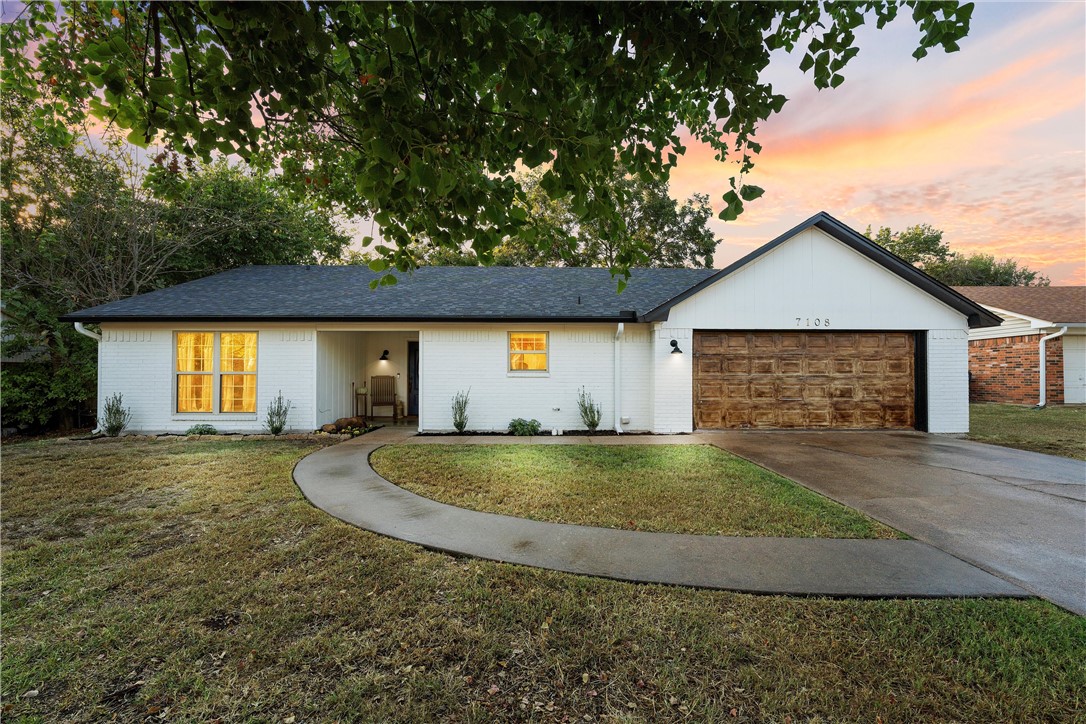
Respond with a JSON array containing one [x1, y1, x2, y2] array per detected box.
[[175, 332, 257, 413], [509, 332, 548, 372]]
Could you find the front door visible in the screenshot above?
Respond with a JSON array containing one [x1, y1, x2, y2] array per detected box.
[[407, 341, 420, 416]]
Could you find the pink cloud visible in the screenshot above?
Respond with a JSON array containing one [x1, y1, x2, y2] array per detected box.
[[666, 3, 1085, 284]]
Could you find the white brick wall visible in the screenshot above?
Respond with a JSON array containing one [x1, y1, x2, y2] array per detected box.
[[419, 323, 655, 433], [651, 327, 693, 433], [99, 325, 315, 433], [926, 329, 969, 433]]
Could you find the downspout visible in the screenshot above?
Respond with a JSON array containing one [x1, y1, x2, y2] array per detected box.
[[1036, 326, 1068, 407], [73, 323, 103, 433], [614, 323, 624, 434]]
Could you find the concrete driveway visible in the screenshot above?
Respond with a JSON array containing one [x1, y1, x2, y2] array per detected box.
[[704, 431, 1086, 615]]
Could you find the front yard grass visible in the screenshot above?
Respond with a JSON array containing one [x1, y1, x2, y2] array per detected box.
[[969, 403, 1086, 460], [2, 439, 1084, 722], [370, 444, 902, 539]]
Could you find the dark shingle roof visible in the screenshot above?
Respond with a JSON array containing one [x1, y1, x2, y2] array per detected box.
[[952, 286, 1086, 325], [62, 266, 718, 323]]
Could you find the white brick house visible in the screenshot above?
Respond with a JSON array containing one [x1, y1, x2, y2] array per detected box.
[[65, 212, 1001, 434]]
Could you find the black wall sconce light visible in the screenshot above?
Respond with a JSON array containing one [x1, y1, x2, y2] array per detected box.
[[379, 349, 390, 361], [670, 339, 683, 354]]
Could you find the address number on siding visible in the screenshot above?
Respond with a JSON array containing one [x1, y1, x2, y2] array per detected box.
[[796, 317, 830, 327]]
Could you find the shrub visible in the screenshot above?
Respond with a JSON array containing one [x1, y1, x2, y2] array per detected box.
[[508, 418, 541, 436], [451, 388, 470, 433], [101, 393, 132, 437], [264, 390, 292, 435], [186, 423, 218, 436], [577, 387, 603, 431]]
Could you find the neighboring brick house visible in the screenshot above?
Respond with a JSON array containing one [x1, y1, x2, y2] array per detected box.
[[954, 286, 1086, 406]]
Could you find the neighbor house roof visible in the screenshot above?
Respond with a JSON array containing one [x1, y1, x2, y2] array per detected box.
[[61, 265, 717, 323], [952, 286, 1086, 326], [641, 211, 1002, 328]]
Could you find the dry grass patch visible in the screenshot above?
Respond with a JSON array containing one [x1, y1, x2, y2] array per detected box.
[[371, 444, 902, 538], [2, 439, 1084, 722], [969, 403, 1086, 460]]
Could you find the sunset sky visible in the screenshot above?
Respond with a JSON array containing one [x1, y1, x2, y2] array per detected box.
[[671, 2, 1086, 284]]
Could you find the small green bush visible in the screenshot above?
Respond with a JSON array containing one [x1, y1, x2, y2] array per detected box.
[[101, 393, 131, 437], [577, 387, 602, 431], [451, 388, 470, 433], [186, 423, 218, 436], [264, 390, 292, 435], [508, 418, 541, 436]]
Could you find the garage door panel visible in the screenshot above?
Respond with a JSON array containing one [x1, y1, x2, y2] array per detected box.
[[752, 358, 776, 374], [779, 358, 803, 375], [886, 358, 911, 375], [696, 357, 722, 376], [859, 360, 883, 375], [694, 331, 915, 430]]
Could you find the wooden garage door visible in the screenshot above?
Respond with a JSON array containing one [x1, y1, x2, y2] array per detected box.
[[694, 332, 915, 429]]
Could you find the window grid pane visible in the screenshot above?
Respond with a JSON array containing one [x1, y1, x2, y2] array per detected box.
[[220, 374, 256, 413], [221, 333, 257, 372], [510, 333, 547, 352], [178, 374, 213, 412], [177, 332, 214, 372]]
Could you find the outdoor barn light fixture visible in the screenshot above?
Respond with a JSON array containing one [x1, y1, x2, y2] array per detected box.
[[670, 339, 683, 354], [379, 349, 390, 361]]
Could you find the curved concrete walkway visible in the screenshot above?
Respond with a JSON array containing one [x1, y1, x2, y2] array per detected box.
[[293, 430, 1027, 599]]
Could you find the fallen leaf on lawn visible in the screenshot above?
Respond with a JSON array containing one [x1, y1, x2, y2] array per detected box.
[[582, 673, 590, 684], [22, 690, 39, 699], [488, 685, 500, 695]]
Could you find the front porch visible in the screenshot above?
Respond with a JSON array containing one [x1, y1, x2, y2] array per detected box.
[[315, 330, 419, 428]]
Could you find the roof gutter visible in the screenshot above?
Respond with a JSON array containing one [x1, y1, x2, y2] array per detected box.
[[73, 323, 103, 434], [1036, 326, 1068, 408]]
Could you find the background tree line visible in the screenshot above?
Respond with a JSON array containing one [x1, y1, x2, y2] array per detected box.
[[1, 97, 352, 431], [864, 224, 1049, 287]]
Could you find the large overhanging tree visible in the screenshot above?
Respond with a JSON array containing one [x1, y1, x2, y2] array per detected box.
[[2, 2, 973, 287]]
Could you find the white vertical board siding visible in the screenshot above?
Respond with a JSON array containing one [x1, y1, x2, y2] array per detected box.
[[419, 324, 653, 432], [315, 332, 367, 425], [652, 327, 693, 433], [1063, 333, 1086, 404], [926, 329, 969, 433], [98, 324, 315, 433], [662, 228, 965, 331]]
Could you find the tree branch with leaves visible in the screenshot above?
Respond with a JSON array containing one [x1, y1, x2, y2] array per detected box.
[[3, 1, 975, 285]]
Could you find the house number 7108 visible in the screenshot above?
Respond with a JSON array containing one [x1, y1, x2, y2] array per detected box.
[[796, 317, 830, 327]]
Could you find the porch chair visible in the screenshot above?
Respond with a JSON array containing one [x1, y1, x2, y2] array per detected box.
[[370, 375, 398, 422]]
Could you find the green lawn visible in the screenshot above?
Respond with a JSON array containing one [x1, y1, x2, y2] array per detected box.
[[969, 403, 1086, 460], [370, 444, 901, 539], [2, 439, 1084, 722]]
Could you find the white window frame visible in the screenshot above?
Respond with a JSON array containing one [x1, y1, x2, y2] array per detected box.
[[172, 331, 258, 418], [508, 331, 549, 375]]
